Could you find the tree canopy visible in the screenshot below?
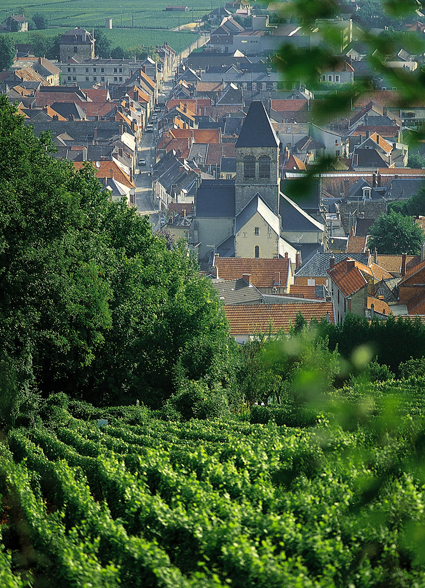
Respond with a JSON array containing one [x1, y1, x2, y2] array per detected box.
[[0, 37, 15, 72], [367, 211, 424, 254], [0, 96, 229, 408]]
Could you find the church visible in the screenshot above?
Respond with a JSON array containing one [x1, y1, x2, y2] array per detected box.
[[190, 101, 325, 267]]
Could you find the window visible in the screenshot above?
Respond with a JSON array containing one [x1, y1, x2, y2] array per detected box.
[[254, 227, 259, 236], [255, 246, 260, 258], [328, 75, 332, 81], [74, 46, 77, 53], [72, 76, 76, 81], [114, 68, 118, 73], [85, 68, 89, 72], [252, 82, 257, 90], [259, 155, 270, 179], [119, 68, 122, 73], [67, 76, 71, 81], [243, 156, 255, 178], [67, 68, 71, 72], [335, 75, 340, 83], [93, 68, 96, 72], [119, 77, 123, 81], [93, 76, 97, 81], [101, 76, 105, 82], [262, 82, 266, 90], [307, 279, 315, 286], [86, 76, 89, 81], [322, 75, 326, 81], [101, 68, 104, 72], [242, 82, 247, 90], [114, 77, 118, 82]]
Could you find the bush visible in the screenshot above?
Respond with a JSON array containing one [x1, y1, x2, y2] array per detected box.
[[399, 357, 425, 380], [166, 380, 229, 421]]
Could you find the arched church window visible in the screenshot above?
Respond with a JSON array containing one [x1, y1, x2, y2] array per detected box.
[[243, 156, 256, 178], [255, 245, 260, 258], [259, 156, 270, 178]]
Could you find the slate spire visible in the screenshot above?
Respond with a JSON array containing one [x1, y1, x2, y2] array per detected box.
[[235, 101, 279, 149]]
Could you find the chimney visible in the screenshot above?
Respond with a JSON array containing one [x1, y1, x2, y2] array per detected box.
[[330, 254, 335, 269], [119, 147, 123, 156], [284, 251, 288, 258], [82, 146, 87, 161], [401, 252, 407, 276], [374, 247, 377, 264], [296, 250, 301, 268], [370, 303, 374, 319], [93, 126, 98, 138], [182, 209, 186, 217], [383, 106, 387, 116], [347, 259, 355, 270], [242, 273, 252, 286], [372, 172, 376, 187], [366, 130, 370, 139], [377, 173, 381, 187]]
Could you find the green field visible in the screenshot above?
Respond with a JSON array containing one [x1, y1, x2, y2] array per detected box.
[[2, 0, 215, 54], [9, 27, 200, 54]]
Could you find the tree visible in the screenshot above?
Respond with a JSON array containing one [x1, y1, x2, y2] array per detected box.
[[367, 211, 424, 254], [94, 29, 111, 58], [32, 13, 48, 29], [0, 36, 15, 72], [407, 153, 425, 169]]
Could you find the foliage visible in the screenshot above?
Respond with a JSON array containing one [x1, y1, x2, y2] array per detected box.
[[317, 313, 425, 377], [5, 389, 425, 585], [367, 211, 424, 254], [32, 13, 48, 30], [0, 96, 230, 409], [93, 29, 112, 58], [399, 357, 425, 380], [407, 153, 425, 169], [0, 37, 15, 72]]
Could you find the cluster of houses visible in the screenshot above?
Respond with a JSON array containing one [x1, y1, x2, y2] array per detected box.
[[2, 0, 425, 338]]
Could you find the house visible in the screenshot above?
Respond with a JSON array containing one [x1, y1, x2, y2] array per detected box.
[[0, 14, 28, 32], [59, 28, 95, 62], [294, 251, 369, 288], [212, 277, 264, 305], [320, 61, 354, 85], [327, 256, 392, 323]]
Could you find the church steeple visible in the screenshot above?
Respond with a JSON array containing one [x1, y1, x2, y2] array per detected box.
[[235, 101, 280, 216]]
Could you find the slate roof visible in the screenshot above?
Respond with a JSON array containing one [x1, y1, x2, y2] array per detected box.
[[235, 101, 279, 149], [214, 256, 290, 288], [221, 157, 236, 173], [50, 102, 87, 120], [384, 178, 425, 200], [279, 192, 324, 233], [295, 252, 369, 278], [225, 302, 334, 335], [196, 179, 235, 217], [213, 278, 264, 305]]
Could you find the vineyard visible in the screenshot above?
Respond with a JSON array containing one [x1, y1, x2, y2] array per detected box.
[[2, 389, 425, 587]]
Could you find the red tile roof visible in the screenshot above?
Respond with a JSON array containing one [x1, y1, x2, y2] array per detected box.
[[271, 99, 308, 112], [367, 296, 392, 315], [327, 257, 370, 297], [215, 257, 290, 288], [73, 161, 134, 188], [225, 302, 334, 335]]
